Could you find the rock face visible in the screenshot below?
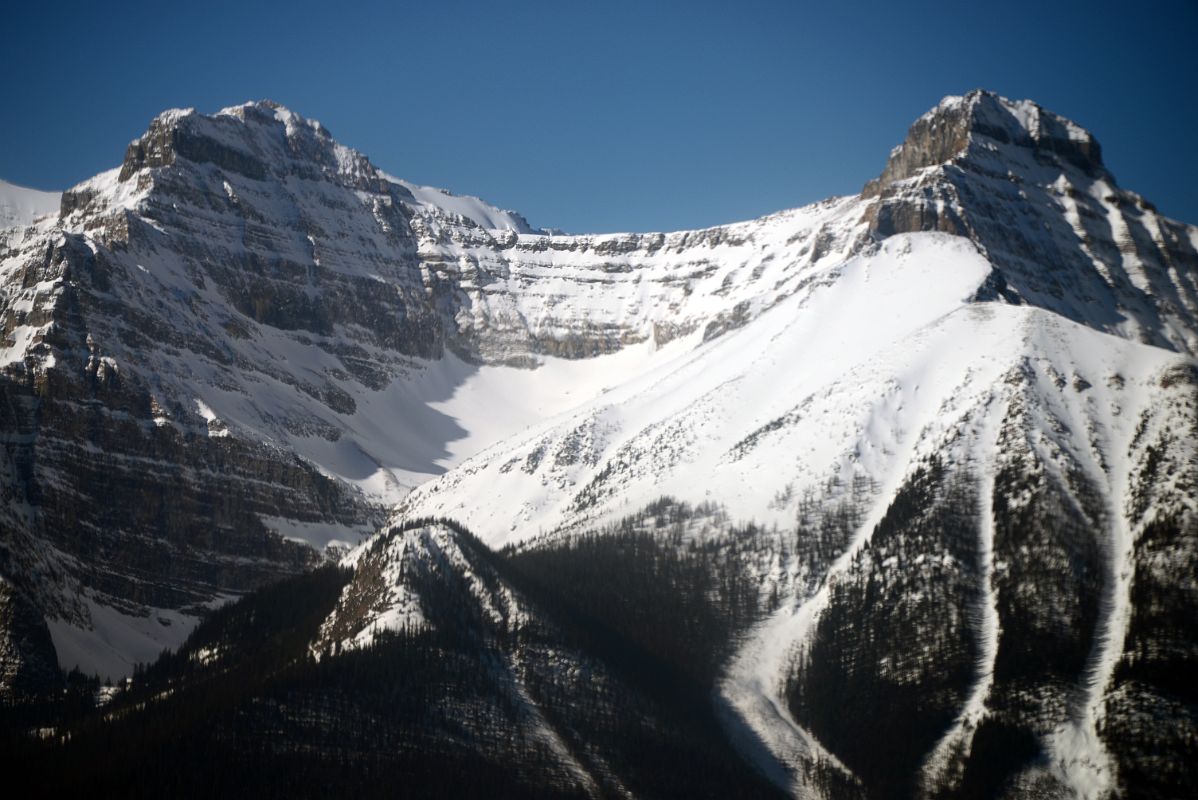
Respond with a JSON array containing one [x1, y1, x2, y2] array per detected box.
[[1, 91, 1196, 799], [0, 577, 59, 700], [863, 90, 1107, 198]]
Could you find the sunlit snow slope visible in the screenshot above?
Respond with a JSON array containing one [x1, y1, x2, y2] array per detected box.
[[0, 178, 60, 229]]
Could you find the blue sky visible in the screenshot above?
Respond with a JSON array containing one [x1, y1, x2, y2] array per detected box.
[[2, 0, 1194, 232]]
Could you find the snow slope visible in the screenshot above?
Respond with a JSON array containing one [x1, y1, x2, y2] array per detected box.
[[0, 178, 59, 228], [395, 232, 1022, 541], [384, 174, 540, 233]]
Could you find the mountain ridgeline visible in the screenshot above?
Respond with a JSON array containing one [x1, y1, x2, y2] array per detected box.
[[0, 91, 1195, 798]]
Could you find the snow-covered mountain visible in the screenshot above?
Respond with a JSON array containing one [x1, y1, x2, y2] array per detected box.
[[0, 98, 856, 680], [1, 91, 1194, 798], [387, 94, 1197, 798]]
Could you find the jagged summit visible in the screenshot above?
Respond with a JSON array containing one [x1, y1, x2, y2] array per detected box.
[[217, 98, 326, 127], [117, 98, 376, 186], [864, 89, 1107, 197], [109, 99, 540, 235]]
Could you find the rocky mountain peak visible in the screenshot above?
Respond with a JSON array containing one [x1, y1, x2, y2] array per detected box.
[[116, 100, 382, 192], [857, 90, 1196, 357], [863, 89, 1107, 197]]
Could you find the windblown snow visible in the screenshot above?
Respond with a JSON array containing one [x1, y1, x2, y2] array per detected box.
[[0, 178, 60, 229]]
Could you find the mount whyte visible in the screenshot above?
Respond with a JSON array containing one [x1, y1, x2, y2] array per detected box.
[[1, 91, 1195, 799]]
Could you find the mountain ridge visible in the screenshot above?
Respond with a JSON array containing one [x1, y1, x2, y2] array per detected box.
[[1, 90, 1195, 799]]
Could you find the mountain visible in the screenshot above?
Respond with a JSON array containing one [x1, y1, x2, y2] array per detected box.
[[11, 520, 784, 798], [391, 91, 1198, 798], [0, 91, 1194, 799], [0, 98, 840, 681]]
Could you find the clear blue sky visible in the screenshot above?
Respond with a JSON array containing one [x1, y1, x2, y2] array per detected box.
[[2, 0, 1194, 232]]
